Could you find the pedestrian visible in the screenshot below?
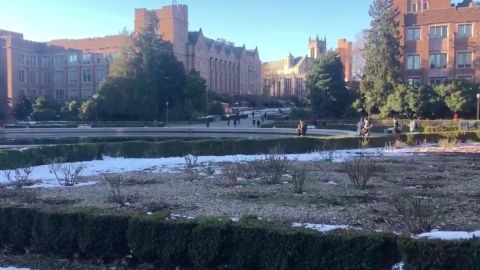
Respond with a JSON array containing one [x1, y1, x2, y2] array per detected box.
[[302, 121, 308, 136], [393, 117, 402, 134], [233, 119, 237, 128], [256, 119, 261, 128], [227, 116, 230, 126], [252, 111, 255, 118], [362, 119, 373, 138], [356, 117, 364, 136], [297, 120, 304, 136], [252, 118, 256, 127], [264, 112, 267, 119], [409, 118, 417, 133], [206, 117, 210, 128], [453, 112, 459, 123], [236, 113, 240, 124]]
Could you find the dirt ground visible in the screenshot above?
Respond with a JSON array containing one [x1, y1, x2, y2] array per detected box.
[[1, 149, 479, 235]]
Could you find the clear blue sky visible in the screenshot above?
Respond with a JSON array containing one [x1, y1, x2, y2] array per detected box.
[[0, 0, 375, 62]]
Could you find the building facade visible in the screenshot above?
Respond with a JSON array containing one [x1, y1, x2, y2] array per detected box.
[[393, 0, 480, 85], [262, 37, 353, 97], [262, 37, 326, 97], [51, 5, 262, 97], [0, 30, 110, 106]]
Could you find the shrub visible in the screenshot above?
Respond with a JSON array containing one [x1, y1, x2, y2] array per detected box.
[[291, 168, 307, 194], [221, 162, 242, 186], [343, 156, 377, 189], [438, 137, 458, 149], [240, 160, 263, 180], [393, 192, 442, 234], [48, 158, 86, 186], [184, 154, 202, 182], [258, 148, 290, 185], [1, 165, 34, 189], [103, 174, 128, 207]]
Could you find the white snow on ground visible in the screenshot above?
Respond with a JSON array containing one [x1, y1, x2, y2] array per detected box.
[[416, 230, 480, 240], [0, 267, 34, 270], [293, 222, 348, 232], [0, 147, 408, 189]]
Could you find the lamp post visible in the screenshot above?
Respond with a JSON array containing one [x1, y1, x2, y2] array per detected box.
[[476, 93, 480, 121], [166, 101, 169, 126]]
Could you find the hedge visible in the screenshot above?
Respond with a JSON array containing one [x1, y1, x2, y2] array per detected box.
[[0, 206, 479, 269], [0, 131, 479, 169]]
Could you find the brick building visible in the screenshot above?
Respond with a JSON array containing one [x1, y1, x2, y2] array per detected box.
[[52, 4, 262, 97], [0, 30, 110, 107], [393, 0, 480, 85], [262, 37, 353, 97]]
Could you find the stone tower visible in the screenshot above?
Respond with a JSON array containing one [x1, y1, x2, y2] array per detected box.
[[308, 36, 326, 59], [134, 4, 189, 65]]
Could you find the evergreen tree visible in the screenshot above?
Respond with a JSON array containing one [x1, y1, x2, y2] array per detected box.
[[361, 0, 402, 114], [31, 97, 61, 121], [14, 94, 33, 120], [306, 51, 350, 118], [183, 70, 207, 119], [434, 80, 478, 116]]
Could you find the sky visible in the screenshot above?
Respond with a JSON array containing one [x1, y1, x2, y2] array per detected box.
[[0, 0, 459, 62]]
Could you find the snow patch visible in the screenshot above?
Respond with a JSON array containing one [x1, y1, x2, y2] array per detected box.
[[0, 267, 35, 270], [416, 230, 480, 240], [293, 222, 348, 233]]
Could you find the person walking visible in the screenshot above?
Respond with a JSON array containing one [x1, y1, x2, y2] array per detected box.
[[297, 120, 304, 136], [256, 119, 261, 128], [356, 117, 364, 136], [362, 118, 373, 138], [227, 116, 230, 126], [206, 117, 210, 128], [409, 118, 417, 133], [252, 118, 256, 127], [233, 118, 237, 128], [393, 117, 402, 134]]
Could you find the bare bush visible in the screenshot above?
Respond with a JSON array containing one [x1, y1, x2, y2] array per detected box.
[[291, 168, 307, 194], [184, 154, 203, 181], [103, 174, 128, 207], [48, 158, 86, 186], [343, 156, 376, 188], [203, 164, 216, 176], [1, 165, 34, 189], [258, 149, 290, 185], [240, 160, 263, 180], [393, 192, 442, 234], [359, 137, 370, 148], [318, 143, 337, 162], [385, 140, 407, 150], [221, 162, 243, 186], [438, 138, 458, 149]]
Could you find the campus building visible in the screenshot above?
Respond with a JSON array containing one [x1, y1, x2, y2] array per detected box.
[[393, 0, 480, 85], [51, 4, 262, 97], [261, 37, 352, 97], [0, 30, 110, 107]]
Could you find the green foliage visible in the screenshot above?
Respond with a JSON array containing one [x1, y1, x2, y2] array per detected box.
[[208, 102, 225, 116], [60, 100, 81, 120], [79, 98, 97, 121], [307, 51, 351, 117], [434, 80, 479, 116], [31, 96, 61, 121], [14, 94, 33, 120], [361, 0, 402, 114], [183, 70, 207, 119]]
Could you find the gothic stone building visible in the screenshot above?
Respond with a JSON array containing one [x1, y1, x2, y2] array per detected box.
[[262, 37, 352, 97], [393, 0, 480, 85], [52, 4, 262, 97]]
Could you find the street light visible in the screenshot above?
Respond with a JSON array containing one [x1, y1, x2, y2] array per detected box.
[[476, 93, 480, 121], [166, 101, 169, 126]]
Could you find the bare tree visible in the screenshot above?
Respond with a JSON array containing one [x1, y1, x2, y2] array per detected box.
[[352, 31, 367, 81]]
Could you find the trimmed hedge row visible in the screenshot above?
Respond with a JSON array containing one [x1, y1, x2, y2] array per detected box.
[[0, 207, 479, 269], [0, 131, 479, 169]]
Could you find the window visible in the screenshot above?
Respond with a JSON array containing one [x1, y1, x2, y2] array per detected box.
[[83, 69, 92, 82], [430, 26, 448, 39], [407, 28, 421, 41], [42, 71, 50, 85], [41, 56, 51, 67], [423, 1, 429, 10], [29, 70, 37, 84], [429, 53, 447, 69], [406, 55, 421, 70], [18, 54, 26, 66], [27, 55, 37, 67], [406, 77, 421, 86], [69, 89, 80, 98], [68, 54, 78, 64], [54, 55, 65, 66], [54, 71, 64, 84], [82, 54, 92, 64], [458, 24, 473, 38], [95, 68, 106, 82], [457, 52, 472, 68], [18, 69, 26, 83], [55, 89, 65, 100], [430, 77, 448, 85], [81, 89, 93, 98], [68, 70, 78, 83], [457, 75, 473, 82], [285, 78, 292, 95]]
